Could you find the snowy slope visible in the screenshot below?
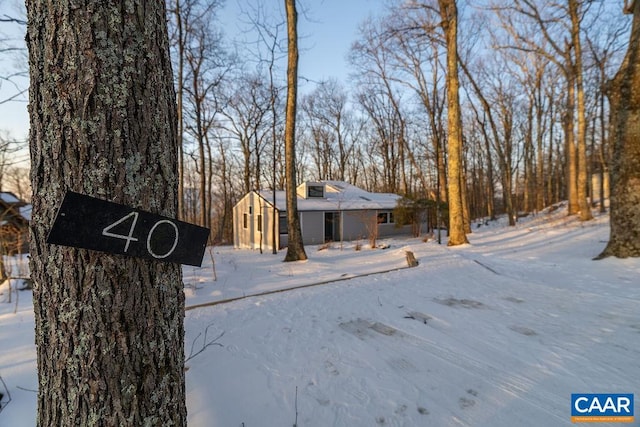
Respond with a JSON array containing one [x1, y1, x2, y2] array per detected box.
[[1, 206, 639, 426]]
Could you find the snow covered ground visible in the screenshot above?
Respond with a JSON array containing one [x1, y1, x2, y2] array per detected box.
[[1, 205, 639, 426]]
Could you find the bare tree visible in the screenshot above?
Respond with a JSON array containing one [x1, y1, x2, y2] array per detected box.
[[301, 79, 355, 182], [26, 1, 186, 424], [350, 16, 410, 194], [0, 131, 25, 189], [0, 3, 28, 107], [383, 2, 448, 201], [493, 0, 594, 219], [168, 0, 227, 229], [283, 0, 307, 262], [223, 74, 271, 194], [585, 3, 630, 214], [462, 54, 521, 226], [184, 7, 228, 230], [236, 1, 288, 253], [167, 0, 189, 220], [568, 0, 592, 221], [438, 0, 468, 245], [2, 165, 30, 201]]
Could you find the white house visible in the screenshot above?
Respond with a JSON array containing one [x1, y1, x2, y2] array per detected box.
[[233, 181, 411, 250]]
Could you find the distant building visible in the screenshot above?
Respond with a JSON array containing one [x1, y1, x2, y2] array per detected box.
[[0, 192, 31, 254], [233, 181, 411, 250]]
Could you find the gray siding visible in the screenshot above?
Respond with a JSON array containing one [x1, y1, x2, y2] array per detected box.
[[301, 211, 324, 245], [342, 210, 372, 241]]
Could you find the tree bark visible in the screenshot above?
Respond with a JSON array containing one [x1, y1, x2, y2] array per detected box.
[[598, 1, 640, 259], [569, 0, 593, 221], [26, 1, 186, 425], [173, 0, 186, 221], [283, 0, 307, 262], [438, 0, 468, 246], [565, 65, 579, 215]]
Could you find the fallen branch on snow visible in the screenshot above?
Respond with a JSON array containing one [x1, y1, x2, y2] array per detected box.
[[185, 323, 224, 363], [0, 373, 11, 414]]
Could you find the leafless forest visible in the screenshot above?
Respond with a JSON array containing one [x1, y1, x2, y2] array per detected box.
[[1, 1, 632, 243]]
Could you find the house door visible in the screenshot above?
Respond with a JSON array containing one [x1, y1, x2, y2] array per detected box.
[[324, 212, 340, 242]]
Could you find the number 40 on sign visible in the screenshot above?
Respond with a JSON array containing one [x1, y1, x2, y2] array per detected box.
[[47, 191, 210, 267]]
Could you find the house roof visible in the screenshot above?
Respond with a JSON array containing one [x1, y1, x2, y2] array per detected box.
[[257, 181, 401, 212], [0, 192, 21, 204], [0, 192, 31, 222], [19, 205, 32, 221]]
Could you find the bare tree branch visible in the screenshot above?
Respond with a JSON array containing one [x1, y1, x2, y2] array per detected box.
[[0, 15, 26, 25]]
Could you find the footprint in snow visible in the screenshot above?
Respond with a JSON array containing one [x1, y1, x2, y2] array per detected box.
[[509, 325, 537, 336], [417, 406, 429, 415], [324, 360, 339, 376], [459, 396, 476, 409], [305, 382, 330, 407], [459, 389, 478, 409]]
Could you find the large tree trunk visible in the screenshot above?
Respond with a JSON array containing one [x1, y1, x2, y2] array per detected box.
[[598, 1, 640, 259], [283, 0, 307, 262], [438, 0, 468, 246], [26, 1, 186, 425]]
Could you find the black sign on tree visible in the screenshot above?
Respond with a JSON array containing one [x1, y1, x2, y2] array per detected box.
[[47, 191, 210, 267]]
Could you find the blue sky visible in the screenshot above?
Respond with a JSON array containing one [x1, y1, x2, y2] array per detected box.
[[294, 0, 385, 84], [0, 0, 29, 143], [0, 0, 386, 145], [219, 0, 385, 82]]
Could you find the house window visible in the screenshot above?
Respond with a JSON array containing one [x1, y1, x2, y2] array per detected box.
[[243, 213, 248, 229], [279, 214, 288, 234], [307, 185, 324, 198], [377, 212, 394, 224], [257, 214, 262, 232]]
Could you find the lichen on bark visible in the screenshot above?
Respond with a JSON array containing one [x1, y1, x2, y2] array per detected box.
[[597, 2, 640, 259], [26, 1, 186, 425]]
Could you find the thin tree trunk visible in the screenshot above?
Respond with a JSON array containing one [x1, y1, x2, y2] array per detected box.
[[535, 71, 545, 212], [565, 63, 579, 215], [570, 0, 593, 221], [175, 0, 185, 221], [270, 72, 279, 254], [196, 101, 207, 228], [26, 1, 186, 425], [599, 84, 607, 213], [524, 101, 534, 213], [438, 0, 468, 246], [547, 91, 556, 205], [205, 131, 214, 237], [461, 155, 471, 234], [283, 0, 307, 262]]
